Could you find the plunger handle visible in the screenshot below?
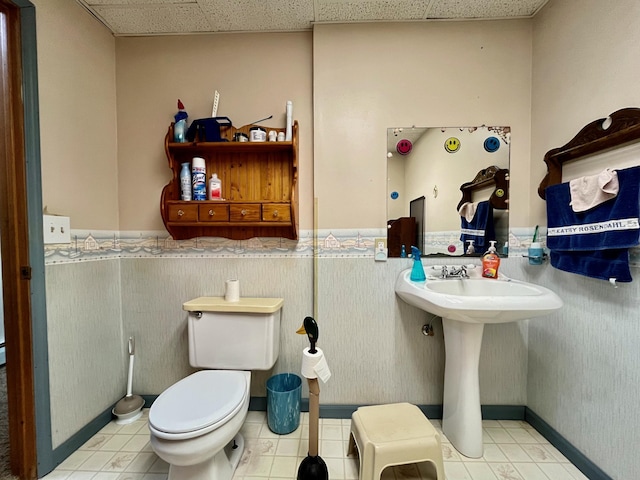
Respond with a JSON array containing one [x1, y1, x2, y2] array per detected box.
[[307, 378, 320, 456]]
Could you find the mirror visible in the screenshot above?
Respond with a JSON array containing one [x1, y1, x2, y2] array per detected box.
[[387, 125, 510, 257]]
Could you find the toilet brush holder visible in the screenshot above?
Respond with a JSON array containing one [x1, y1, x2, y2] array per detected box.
[[113, 336, 144, 424]]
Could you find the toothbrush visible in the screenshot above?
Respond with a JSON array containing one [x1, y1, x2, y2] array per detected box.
[[533, 225, 539, 243]]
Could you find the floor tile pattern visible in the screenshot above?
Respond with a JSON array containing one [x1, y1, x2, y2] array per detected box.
[[43, 410, 589, 480]]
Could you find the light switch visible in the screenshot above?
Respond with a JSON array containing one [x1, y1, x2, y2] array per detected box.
[[43, 214, 71, 244]]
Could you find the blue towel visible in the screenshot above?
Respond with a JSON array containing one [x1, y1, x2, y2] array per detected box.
[[545, 165, 640, 282], [460, 201, 495, 248]]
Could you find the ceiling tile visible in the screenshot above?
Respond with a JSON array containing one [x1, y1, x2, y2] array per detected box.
[[84, 0, 194, 5], [315, 0, 430, 22], [92, 5, 212, 35], [198, 0, 315, 32], [427, 0, 546, 19]]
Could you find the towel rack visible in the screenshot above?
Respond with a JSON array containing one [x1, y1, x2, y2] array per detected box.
[[457, 165, 509, 211], [538, 107, 640, 199]]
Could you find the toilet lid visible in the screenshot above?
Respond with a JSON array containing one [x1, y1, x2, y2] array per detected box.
[[149, 370, 248, 435]]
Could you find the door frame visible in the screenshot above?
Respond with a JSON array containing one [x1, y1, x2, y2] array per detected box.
[[1, 0, 52, 477]]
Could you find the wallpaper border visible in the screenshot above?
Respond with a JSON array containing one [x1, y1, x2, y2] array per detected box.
[[43, 228, 547, 264]]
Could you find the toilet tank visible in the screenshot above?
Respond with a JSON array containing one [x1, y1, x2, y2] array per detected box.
[[183, 297, 283, 370]]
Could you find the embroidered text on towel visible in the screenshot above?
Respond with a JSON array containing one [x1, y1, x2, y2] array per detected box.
[[548, 218, 640, 236]]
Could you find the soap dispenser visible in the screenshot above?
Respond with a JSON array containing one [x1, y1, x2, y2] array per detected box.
[[410, 246, 426, 281], [466, 240, 475, 255], [481, 240, 501, 279]]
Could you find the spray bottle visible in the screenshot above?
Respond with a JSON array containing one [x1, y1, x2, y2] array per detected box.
[[173, 99, 188, 143], [481, 241, 501, 278], [410, 246, 426, 281]]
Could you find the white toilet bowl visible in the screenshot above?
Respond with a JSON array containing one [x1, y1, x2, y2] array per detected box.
[[149, 370, 251, 480]]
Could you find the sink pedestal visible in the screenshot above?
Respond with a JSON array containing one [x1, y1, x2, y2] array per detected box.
[[442, 318, 484, 458]]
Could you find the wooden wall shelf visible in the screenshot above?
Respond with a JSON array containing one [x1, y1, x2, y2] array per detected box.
[[161, 121, 299, 241]]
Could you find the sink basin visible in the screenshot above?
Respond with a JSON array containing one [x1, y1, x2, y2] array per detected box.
[[395, 265, 562, 458], [394, 267, 562, 323]]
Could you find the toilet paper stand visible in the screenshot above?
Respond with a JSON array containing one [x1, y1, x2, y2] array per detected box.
[[296, 317, 329, 480]]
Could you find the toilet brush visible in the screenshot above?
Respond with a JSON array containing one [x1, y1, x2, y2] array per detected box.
[[112, 336, 144, 424]]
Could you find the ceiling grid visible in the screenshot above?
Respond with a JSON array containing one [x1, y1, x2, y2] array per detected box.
[[76, 0, 549, 36]]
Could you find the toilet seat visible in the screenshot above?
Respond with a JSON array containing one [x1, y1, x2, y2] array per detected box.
[[149, 370, 249, 440]]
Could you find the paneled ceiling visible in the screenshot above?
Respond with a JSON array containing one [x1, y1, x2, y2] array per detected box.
[[76, 0, 549, 36]]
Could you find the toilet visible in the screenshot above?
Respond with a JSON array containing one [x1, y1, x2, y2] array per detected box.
[[149, 296, 284, 480]]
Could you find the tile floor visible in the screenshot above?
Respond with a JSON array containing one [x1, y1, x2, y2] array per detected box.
[[43, 409, 589, 480]]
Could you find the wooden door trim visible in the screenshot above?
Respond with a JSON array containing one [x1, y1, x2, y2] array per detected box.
[[0, 1, 37, 478]]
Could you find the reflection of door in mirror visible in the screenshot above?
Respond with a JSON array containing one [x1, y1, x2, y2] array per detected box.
[[410, 196, 425, 254], [387, 126, 510, 257]]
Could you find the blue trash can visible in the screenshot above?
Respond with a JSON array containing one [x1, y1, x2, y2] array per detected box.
[[267, 373, 302, 434]]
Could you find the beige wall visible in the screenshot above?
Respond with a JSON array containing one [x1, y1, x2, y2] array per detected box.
[[527, 1, 640, 478], [35, 0, 119, 230], [313, 21, 532, 230], [530, 0, 640, 224], [115, 32, 313, 231]]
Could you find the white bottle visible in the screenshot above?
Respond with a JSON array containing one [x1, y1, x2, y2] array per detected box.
[[180, 162, 191, 201], [208, 173, 222, 200], [191, 157, 207, 201], [285, 100, 293, 141]]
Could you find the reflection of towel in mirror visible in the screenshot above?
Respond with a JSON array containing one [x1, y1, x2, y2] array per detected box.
[[459, 201, 495, 248], [546, 165, 640, 282], [569, 168, 619, 212]]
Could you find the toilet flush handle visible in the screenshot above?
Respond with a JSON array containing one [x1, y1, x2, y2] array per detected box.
[[191, 311, 202, 319]]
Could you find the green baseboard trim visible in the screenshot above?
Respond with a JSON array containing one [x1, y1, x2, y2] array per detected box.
[[250, 400, 523, 421], [525, 408, 612, 480], [481, 405, 525, 420]]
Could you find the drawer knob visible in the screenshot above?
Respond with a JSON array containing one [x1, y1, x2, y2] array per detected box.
[[241, 209, 247, 216], [272, 210, 279, 217], [208, 209, 215, 216], [178, 209, 184, 217]]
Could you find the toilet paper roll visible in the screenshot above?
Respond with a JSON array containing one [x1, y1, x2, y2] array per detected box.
[[301, 347, 331, 382], [224, 279, 240, 302]]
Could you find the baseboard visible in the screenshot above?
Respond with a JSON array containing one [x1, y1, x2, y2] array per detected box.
[[525, 407, 612, 480], [250, 399, 524, 421]]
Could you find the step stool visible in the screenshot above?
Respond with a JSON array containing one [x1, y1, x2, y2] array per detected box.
[[347, 402, 445, 480]]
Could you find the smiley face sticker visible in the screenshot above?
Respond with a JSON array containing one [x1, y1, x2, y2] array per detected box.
[[396, 139, 413, 155], [444, 137, 461, 153]]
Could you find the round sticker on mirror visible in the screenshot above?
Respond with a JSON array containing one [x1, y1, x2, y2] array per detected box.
[[484, 136, 500, 153], [444, 137, 460, 153], [396, 139, 413, 155]]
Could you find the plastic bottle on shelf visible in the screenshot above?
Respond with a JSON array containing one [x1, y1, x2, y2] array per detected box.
[[180, 162, 192, 201], [191, 157, 207, 201], [208, 173, 222, 200], [285, 100, 293, 141], [173, 99, 188, 143]]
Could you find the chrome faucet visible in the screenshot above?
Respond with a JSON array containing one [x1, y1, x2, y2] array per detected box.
[[442, 265, 468, 278]]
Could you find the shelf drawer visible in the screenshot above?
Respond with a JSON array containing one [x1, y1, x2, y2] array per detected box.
[[199, 203, 230, 222], [230, 204, 261, 222], [168, 203, 198, 222], [262, 204, 291, 222]]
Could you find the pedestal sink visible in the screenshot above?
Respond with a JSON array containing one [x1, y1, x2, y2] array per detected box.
[[395, 266, 562, 458]]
